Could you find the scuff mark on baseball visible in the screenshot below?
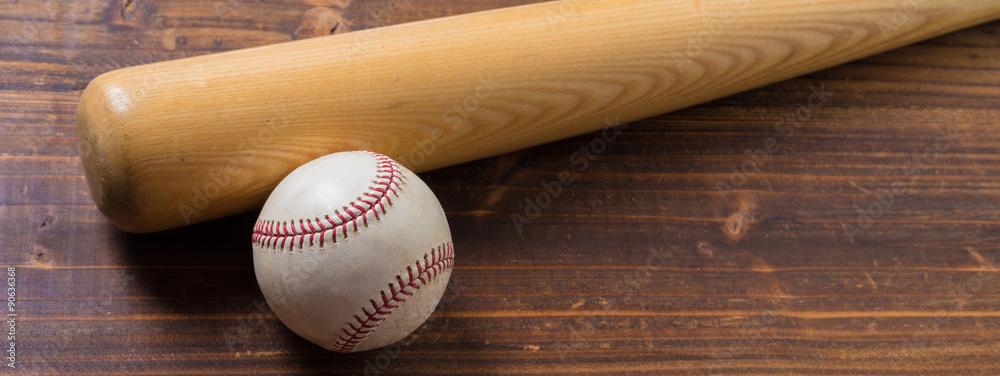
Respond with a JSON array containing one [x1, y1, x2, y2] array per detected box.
[[251, 151, 454, 353]]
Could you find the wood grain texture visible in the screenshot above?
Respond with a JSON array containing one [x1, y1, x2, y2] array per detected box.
[[3, 0, 1000, 375], [74, 0, 1000, 233]]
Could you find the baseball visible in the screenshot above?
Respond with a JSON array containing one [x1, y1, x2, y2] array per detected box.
[[251, 151, 454, 353]]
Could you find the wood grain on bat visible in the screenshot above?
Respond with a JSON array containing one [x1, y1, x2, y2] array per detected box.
[[75, 0, 1000, 233]]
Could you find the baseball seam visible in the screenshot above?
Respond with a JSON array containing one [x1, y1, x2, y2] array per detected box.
[[331, 242, 455, 353], [251, 151, 405, 251]]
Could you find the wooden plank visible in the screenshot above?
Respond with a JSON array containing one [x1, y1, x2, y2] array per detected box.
[[2, 0, 1000, 374]]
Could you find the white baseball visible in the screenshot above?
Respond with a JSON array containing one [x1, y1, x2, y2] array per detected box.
[[251, 151, 454, 353]]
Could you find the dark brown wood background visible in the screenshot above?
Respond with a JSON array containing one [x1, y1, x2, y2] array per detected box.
[[2, 0, 1000, 374]]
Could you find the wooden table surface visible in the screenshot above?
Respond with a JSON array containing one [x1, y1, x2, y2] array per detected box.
[[3, 0, 1000, 374]]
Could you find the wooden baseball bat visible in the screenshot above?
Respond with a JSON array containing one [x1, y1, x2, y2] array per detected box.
[[77, 0, 1000, 233]]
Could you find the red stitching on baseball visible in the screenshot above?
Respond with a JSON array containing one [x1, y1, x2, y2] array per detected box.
[[330, 243, 454, 353], [251, 151, 405, 251]]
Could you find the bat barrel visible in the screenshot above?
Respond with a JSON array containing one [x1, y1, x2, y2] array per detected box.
[[76, 0, 1000, 233]]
